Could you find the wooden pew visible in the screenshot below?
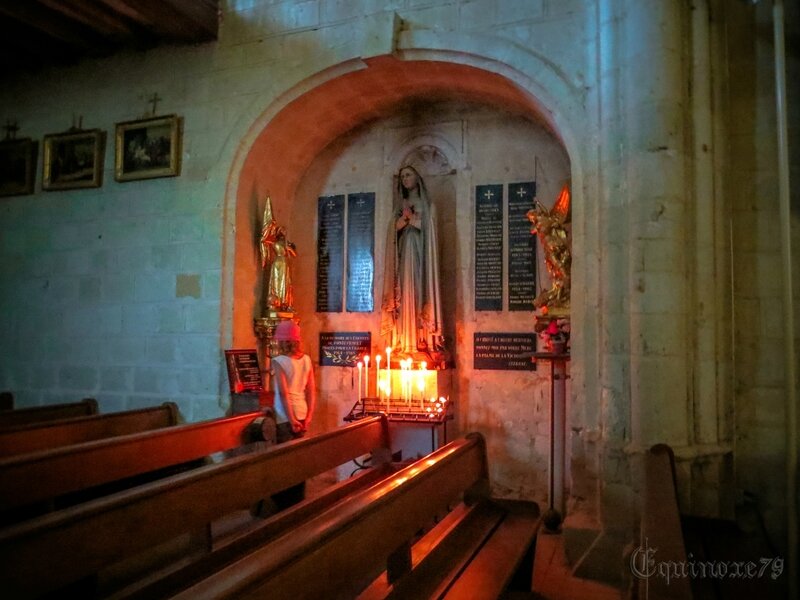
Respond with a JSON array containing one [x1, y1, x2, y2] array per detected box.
[[0, 397, 98, 428], [167, 433, 541, 600], [0, 402, 180, 458], [0, 415, 393, 598], [0, 411, 264, 515], [638, 444, 692, 600]]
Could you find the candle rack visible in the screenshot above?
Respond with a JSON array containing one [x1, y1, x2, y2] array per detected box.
[[344, 396, 454, 455], [345, 396, 453, 423]]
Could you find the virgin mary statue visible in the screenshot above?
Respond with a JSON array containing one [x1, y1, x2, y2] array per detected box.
[[381, 165, 444, 356]]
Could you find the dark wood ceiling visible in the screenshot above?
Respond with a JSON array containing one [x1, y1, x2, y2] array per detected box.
[[0, 0, 219, 76]]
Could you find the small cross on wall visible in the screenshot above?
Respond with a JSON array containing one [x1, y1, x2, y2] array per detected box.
[[3, 119, 19, 141], [147, 93, 162, 117]]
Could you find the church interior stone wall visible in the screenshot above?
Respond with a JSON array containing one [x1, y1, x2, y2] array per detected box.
[[0, 0, 796, 568]]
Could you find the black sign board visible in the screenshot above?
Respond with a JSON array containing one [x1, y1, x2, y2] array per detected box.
[[474, 184, 504, 311], [473, 332, 537, 371], [508, 181, 537, 311], [316, 195, 345, 312], [319, 331, 371, 367], [346, 192, 375, 312], [224, 349, 263, 392]]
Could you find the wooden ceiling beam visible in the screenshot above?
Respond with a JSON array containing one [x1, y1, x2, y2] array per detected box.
[[159, 0, 219, 40], [0, 1, 112, 55], [36, 0, 137, 39], [94, 0, 217, 42], [0, 0, 218, 77]]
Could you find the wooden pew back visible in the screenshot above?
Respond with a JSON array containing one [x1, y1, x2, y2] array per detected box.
[[0, 415, 391, 598], [0, 402, 180, 457], [0, 397, 98, 428], [173, 433, 493, 600], [0, 411, 261, 512], [639, 444, 692, 600]]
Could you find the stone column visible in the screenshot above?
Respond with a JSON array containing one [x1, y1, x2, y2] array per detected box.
[[623, 0, 691, 451], [620, 0, 733, 520]]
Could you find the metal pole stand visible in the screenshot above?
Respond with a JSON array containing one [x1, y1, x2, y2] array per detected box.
[[533, 351, 570, 533]]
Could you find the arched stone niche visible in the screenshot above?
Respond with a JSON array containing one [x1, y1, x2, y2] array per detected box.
[[228, 56, 573, 500]]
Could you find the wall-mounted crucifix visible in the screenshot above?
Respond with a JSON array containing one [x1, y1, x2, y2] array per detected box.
[[147, 93, 162, 116], [3, 119, 19, 141]]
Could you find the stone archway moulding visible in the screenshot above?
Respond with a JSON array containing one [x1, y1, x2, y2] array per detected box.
[[218, 37, 588, 384]]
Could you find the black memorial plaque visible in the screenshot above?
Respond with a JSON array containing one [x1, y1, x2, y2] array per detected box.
[[317, 195, 345, 312], [346, 192, 375, 312], [319, 331, 371, 367], [473, 332, 537, 371], [224, 349, 263, 392], [475, 184, 503, 311], [508, 181, 537, 311]]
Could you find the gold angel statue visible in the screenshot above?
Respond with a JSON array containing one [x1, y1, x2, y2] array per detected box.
[[527, 184, 571, 314], [259, 197, 297, 312]]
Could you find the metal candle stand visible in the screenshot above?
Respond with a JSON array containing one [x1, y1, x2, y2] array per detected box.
[[344, 396, 454, 453], [532, 351, 570, 533]]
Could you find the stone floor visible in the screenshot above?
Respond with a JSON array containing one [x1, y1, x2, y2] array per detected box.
[[529, 530, 624, 600]]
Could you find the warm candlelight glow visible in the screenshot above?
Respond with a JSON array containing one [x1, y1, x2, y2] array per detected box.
[[375, 355, 381, 399], [379, 380, 390, 413], [385, 347, 392, 399], [356, 362, 362, 402], [363, 355, 370, 398], [399, 359, 405, 404], [408, 360, 413, 404]]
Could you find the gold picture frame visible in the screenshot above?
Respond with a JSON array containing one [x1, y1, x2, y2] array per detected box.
[[115, 114, 182, 182], [42, 129, 105, 191], [0, 138, 38, 197]]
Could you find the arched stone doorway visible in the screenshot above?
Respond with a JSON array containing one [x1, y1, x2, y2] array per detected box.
[[224, 54, 575, 505]]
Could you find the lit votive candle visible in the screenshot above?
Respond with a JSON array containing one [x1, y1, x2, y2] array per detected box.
[[375, 355, 381, 399], [385, 347, 392, 400], [363, 355, 370, 399], [357, 362, 362, 402]]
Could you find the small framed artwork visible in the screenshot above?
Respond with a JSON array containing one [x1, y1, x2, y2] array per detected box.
[[42, 129, 105, 191], [115, 114, 182, 182], [0, 138, 38, 197]]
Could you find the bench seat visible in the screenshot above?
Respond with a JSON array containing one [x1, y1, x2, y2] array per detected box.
[[360, 499, 539, 600], [166, 433, 540, 600]]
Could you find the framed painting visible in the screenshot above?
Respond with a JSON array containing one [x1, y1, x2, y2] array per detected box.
[[42, 129, 105, 190], [115, 114, 182, 182], [0, 138, 37, 197]]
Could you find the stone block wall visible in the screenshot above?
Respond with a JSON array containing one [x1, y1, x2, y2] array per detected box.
[[0, 0, 794, 559]]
